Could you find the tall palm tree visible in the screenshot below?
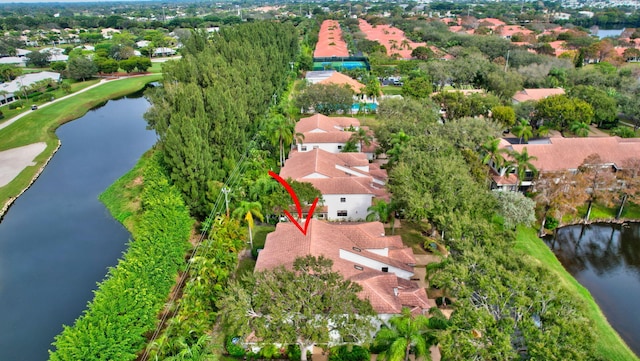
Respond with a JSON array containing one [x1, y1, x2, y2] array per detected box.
[[511, 119, 533, 144], [511, 147, 538, 187], [570, 121, 590, 137], [349, 127, 373, 152], [267, 113, 295, 166], [374, 308, 448, 361]]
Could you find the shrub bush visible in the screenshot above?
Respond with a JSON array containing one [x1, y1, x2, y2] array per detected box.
[[9, 101, 23, 109], [328, 345, 370, 361], [225, 335, 246, 357], [544, 215, 559, 230]]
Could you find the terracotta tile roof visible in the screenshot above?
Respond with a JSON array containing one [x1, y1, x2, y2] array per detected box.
[[501, 137, 640, 172], [497, 25, 533, 37], [491, 172, 519, 186], [318, 71, 365, 93], [314, 20, 350, 58], [305, 177, 375, 195], [280, 149, 388, 197], [357, 19, 427, 59], [296, 114, 360, 133], [281, 149, 373, 179], [479, 18, 506, 27], [255, 220, 431, 314], [512, 88, 565, 103], [301, 132, 354, 144]]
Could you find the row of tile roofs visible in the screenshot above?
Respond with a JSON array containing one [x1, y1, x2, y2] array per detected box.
[[357, 19, 426, 59], [501, 136, 640, 172], [314, 19, 350, 58]]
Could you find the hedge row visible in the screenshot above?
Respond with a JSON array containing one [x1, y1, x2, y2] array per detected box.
[[49, 154, 193, 361]]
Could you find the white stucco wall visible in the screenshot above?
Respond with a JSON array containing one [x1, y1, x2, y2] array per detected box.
[[323, 193, 373, 221], [297, 142, 359, 153]]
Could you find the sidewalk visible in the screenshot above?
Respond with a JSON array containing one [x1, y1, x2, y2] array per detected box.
[[0, 78, 109, 131]]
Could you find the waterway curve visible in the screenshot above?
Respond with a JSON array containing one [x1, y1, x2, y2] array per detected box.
[[0, 93, 156, 361]]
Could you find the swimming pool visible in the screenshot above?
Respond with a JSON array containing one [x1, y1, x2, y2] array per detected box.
[[313, 61, 368, 71]]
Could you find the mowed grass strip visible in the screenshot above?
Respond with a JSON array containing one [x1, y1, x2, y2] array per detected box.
[[515, 226, 639, 361], [0, 74, 161, 211]]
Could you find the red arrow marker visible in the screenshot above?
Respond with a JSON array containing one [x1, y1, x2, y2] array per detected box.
[[269, 170, 319, 235]]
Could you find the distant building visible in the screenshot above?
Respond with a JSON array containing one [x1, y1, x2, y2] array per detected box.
[[0, 71, 61, 106], [512, 88, 565, 103]]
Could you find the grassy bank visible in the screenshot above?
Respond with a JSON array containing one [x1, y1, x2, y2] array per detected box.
[[515, 226, 639, 361], [0, 74, 161, 214]]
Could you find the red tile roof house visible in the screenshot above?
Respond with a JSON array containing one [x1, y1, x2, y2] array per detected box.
[[492, 137, 640, 190], [255, 219, 433, 318], [280, 149, 388, 221], [304, 71, 375, 107], [295, 114, 378, 159], [512, 88, 565, 104]]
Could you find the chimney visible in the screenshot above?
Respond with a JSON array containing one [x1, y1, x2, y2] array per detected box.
[[393, 287, 399, 297]]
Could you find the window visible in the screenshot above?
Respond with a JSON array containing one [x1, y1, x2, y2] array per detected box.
[[340, 197, 346, 203], [354, 265, 364, 271], [301, 146, 307, 151], [337, 210, 348, 217], [382, 267, 389, 272]]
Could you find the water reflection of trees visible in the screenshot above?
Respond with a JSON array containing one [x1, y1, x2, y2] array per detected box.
[[546, 223, 640, 279]]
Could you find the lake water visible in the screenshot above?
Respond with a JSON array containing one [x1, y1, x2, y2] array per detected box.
[[0, 93, 156, 361], [545, 222, 640, 356], [593, 28, 625, 39]]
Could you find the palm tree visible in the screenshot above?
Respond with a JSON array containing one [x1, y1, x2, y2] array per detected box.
[[480, 137, 508, 169], [374, 308, 448, 361], [164, 334, 216, 361], [341, 140, 359, 153], [511, 147, 538, 187], [570, 121, 590, 137], [232, 201, 265, 251], [511, 119, 533, 144], [267, 113, 295, 166], [366, 199, 396, 233], [349, 127, 373, 152], [534, 124, 550, 138]]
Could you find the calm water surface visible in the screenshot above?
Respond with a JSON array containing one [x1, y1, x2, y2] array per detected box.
[[545, 222, 640, 356], [0, 94, 155, 361]]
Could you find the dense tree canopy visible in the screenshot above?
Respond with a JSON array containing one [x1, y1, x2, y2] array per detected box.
[[145, 22, 298, 217], [219, 256, 376, 361]]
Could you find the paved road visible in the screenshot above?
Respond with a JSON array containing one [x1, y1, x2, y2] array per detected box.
[[0, 78, 111, 131]]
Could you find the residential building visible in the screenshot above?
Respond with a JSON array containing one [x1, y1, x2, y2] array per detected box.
[[255, 220, 433, 317], [295, 114, 377, 159], [0, 71, 61, 106], [492, 136, 640, 190], [280, 149, 387, 221], [512, 88, 565, 103]]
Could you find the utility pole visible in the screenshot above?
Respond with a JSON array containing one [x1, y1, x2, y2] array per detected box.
[[222, 187, 231, 217], [504, 49, 510, 72]]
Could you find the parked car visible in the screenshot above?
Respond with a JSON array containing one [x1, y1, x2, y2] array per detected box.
[[31, 105, 38, 110]]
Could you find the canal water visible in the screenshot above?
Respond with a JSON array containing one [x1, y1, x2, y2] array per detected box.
[[0, 92, 156, 361], [545, 222, 640, 356]]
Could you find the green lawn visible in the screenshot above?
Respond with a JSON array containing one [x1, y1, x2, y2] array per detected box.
[[393, 220, 428, 255], [381, 85, 402, 95], [0, 74, 161, 212], [574, 202, 640, 221], [515, 226, 639, 361]]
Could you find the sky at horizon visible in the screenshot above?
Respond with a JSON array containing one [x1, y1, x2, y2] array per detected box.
[[0, 0, 153, 3]]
